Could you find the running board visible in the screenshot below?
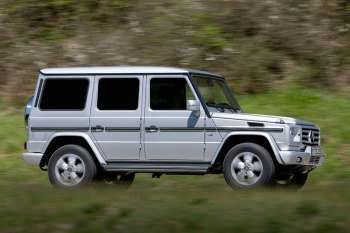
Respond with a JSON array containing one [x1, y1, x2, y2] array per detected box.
[[103, 161, 210, 173]]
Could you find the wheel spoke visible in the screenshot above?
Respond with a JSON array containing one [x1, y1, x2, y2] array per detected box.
[[57, 160, 68, 170], [237, 170, 246, 180], [233, 160, 245, 170], [75, 164, 84, 173], [252, 161, 262, 172], [68, 156, 77, 166], [247, 170, 255, 178], [70, 172, 78, 180], [61, 171, 70, 181], [243, 153, 253, 163]]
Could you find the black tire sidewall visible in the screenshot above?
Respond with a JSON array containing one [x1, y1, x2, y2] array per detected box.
[[223, 143, 275, 189], [48, 144, 97, 188], [115, 173, 135, 188], [287, 173, 308, 189]]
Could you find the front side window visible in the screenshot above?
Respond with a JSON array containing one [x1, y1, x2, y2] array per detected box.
[[39, 79, 89, 110], [192, 76, 241, 113], [98, 78, 139, 110], [150, 78, 195, 110]]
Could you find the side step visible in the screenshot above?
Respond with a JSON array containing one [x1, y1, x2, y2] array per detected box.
[[103, 161, 210, 173]]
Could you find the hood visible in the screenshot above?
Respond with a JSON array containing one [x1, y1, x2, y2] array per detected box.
[[211, 112, 315, 126]]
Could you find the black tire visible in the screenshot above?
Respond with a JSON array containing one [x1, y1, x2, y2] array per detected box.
[[274, 173, 308, 190], [223, 143, 275, 189], [48, 144, 97, 188], [102, 172, 135, 189], [114, 173, 135, 188]]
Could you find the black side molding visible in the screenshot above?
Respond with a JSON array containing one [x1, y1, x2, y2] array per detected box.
[[31, 127, 90, 132]]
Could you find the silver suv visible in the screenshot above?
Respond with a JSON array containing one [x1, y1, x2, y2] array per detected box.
[[22, 66, 324, 189]]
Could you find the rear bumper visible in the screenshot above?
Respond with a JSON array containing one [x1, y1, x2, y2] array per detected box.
[[22, 152, 43, 166], [279, 146, 324, 166]]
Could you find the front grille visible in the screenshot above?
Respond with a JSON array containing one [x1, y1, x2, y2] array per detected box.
[[301, 127, 320, 146], [309, 155, 321, 165]]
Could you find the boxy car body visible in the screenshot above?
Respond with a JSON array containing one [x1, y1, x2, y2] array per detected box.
[[22, 67, 324, 189]]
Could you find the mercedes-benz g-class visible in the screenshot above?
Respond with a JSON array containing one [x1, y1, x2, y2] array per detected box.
[[22, 66, 324, 189]]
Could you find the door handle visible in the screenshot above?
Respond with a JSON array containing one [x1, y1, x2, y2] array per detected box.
[[145, 125, 159, 133], [92, 125, 104, 132]]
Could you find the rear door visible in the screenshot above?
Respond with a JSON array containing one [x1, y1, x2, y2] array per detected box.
[[90, 76, 143, 161]]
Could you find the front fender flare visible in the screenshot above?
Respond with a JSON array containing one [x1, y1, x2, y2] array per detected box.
[[211, 131, 284, 165]]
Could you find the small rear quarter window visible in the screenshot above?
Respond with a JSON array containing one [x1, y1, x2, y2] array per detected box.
[[39, 79, 89, 110]]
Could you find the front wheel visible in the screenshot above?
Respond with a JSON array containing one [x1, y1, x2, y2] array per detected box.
[[48, 145, 97, 188], [223, 143, 275, 189]]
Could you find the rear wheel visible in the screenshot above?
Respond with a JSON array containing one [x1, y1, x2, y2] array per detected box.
[[223, 143, 275, 189], [48, 145, 97, 188]]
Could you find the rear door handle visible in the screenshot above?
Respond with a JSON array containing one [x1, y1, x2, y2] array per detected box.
[[91, 125, 104, 132], [145, 125, 159, 133]]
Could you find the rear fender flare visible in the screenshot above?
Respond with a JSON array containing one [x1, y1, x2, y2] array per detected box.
[[42, 132, 107, 165]]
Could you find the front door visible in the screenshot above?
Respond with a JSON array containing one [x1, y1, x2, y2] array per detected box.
[[143, 75, 205, 161], [90, 75, 143, 161]]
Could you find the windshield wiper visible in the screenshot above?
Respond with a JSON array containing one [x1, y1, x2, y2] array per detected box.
[[218, 103, 240, 113], [206, 102, 240, 113], [206, 102, 225, 112], [222, 103, 241, 113]]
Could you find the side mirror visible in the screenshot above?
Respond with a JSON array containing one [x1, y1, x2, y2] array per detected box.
[[187, 100, 200, 112]]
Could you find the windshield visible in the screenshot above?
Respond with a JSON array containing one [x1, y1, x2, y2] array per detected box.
[[192, 76, 241, 113]]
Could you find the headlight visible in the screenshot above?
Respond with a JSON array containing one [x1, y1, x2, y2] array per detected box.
[[290, 126, 302, 143]]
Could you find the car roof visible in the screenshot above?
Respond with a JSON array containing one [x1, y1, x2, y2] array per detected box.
[[39, 66, 223, 78]]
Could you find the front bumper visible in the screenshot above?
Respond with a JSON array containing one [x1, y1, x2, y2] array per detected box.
[[22, 152, 43, 166], [279, 146, 325, 166]]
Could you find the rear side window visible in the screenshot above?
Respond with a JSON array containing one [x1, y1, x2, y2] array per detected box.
[[150, 78, 195, 110], [39, 79, 89, 110], [97, 78, 139, 110]]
